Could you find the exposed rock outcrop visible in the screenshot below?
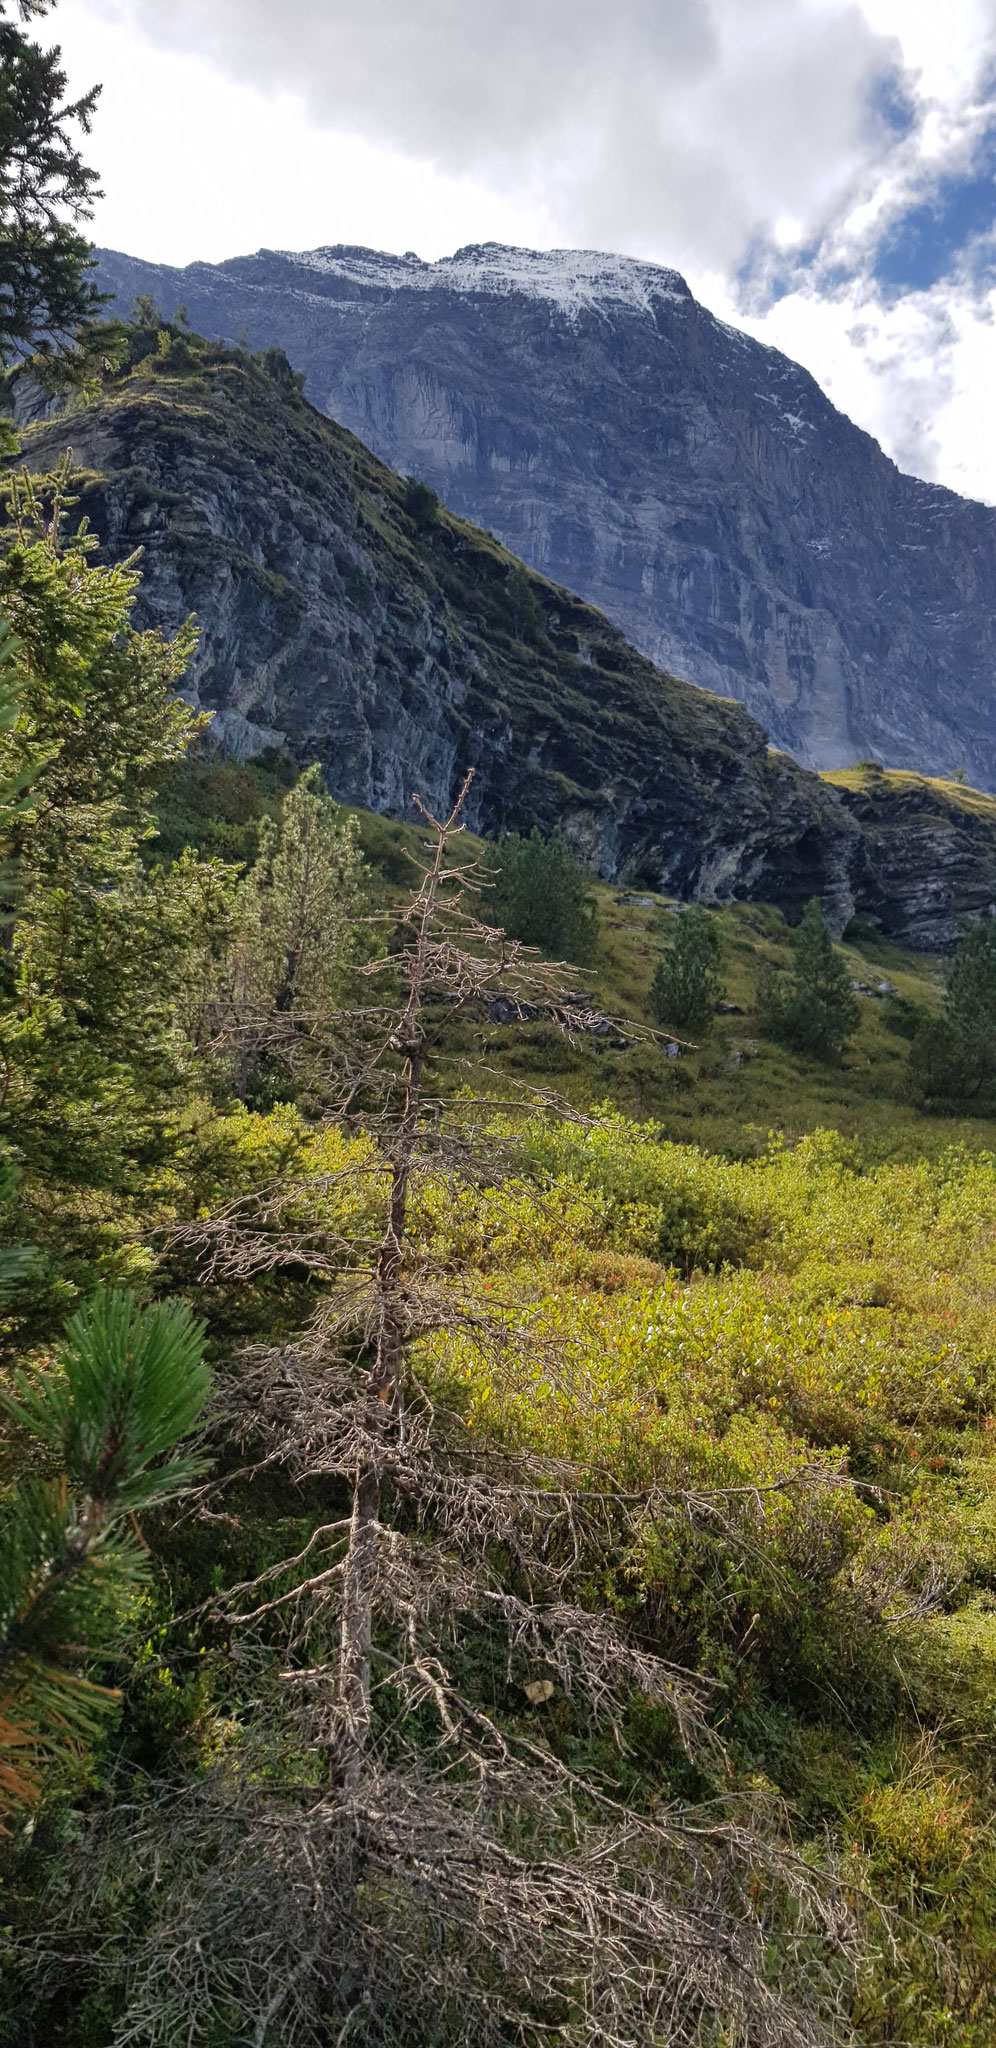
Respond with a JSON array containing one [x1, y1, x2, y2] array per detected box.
[[94, 241, 996, 790], [15, 332, 996, 949], [828, 771, 996, 952]]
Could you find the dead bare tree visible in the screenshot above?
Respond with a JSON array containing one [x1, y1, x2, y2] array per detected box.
[[18, 774, 877, 2046]]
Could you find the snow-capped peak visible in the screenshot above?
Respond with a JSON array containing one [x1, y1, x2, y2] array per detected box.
[[274, 241, 692, 322]]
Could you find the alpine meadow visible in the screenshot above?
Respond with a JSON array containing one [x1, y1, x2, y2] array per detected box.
[[3, 8, 996, 2048]]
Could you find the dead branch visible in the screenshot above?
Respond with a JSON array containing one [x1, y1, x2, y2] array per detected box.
[[116, 772, 870, 2047], [25, 1754, 867, 2048]]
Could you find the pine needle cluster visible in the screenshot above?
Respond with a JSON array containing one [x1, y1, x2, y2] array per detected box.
[[0, 1289, 211, 1824]]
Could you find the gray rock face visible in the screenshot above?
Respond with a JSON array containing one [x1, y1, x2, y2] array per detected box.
[[18, 345, 870, 931], [95, 241, 996, 790], [17, 340, 996, 949], [835, 777, 996, 952]]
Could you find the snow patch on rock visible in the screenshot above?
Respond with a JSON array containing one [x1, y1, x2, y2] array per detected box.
[[276, 241, 692, 323]]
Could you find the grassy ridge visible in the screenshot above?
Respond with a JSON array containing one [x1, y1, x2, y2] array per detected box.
[[824, 761, 996, 824]]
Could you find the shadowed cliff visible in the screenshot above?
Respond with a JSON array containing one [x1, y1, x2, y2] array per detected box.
[[93, 240, 996, 790], [12, 321, 996, 948]]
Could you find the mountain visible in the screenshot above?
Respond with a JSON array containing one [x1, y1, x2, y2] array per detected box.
[[94, 240, 996, 791], [14, 322, 996, 951]]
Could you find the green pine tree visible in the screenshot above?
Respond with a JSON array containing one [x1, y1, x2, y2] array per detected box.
[[649, 906, 723, 1037], [244, 765, 366, 1019], [0, 460, 215, 1194], [0, 0, 103, 370], [944, 917, 996, 1072], [909, 918, 996, 1105], [0, 1285, 211, 1824], [185, 765, 368, 1105], [759, 897, 859, 1063], [490, 826, 597, 965], [0, 613, 36, 866]]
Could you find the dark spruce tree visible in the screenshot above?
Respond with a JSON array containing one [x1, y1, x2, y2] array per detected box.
[[0, 0, 102, 367], [945, 916, 996, 1072], [759, 896, 860, 1063], [909, 916, 996, 1106], [490, 825, 598, 965], [650, 904, 723, 1037]]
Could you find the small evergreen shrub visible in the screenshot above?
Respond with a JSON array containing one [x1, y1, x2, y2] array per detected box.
[[882, 992, 930, 1040], [505, 565, 544, 643], [759, 896, 860, 1063], [910, 917, 996, 1105], [399, 476, 440, 530], [255, 346, 304, 392], [0, 1286, 211, 1824], [489, 827, 598, 964], [649, 905, 723, 1037]]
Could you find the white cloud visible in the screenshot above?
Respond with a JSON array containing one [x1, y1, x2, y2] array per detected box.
[[48, 0, 996, 501], [52, 1, 555, 264], [706, 1, 996, 502], [853, 0, 993, 105], [77, 0, 902, 273], [698, 261, 996, 502]]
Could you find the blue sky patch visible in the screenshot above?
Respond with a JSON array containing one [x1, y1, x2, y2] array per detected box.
[[873, 125, 996, 295], [867, 68, 918, 142]]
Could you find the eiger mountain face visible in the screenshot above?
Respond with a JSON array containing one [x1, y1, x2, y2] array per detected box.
[[95, 241, 996, 788], [16, 331, 996, 951]]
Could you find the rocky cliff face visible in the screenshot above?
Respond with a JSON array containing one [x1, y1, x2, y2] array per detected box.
[[94, 241, 996, 791], [828, 770, 996, 952], [16, 328, 996, 949]]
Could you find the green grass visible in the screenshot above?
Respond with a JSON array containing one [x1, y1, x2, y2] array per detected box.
[[155, 758, 995, 1161], [824, 761, 996, 823], [440, 870, 990, 1161], [5, 753, 994, 2048], [577, 885, 983, 1160]]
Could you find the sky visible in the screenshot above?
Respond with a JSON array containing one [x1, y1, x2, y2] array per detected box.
[[53, 0, 996, 504]]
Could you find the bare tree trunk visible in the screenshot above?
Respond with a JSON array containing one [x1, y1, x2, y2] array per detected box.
[[336, 1457, 379, 1795], [145, 769, 870, 2048], [336, 777, 470, 1790]]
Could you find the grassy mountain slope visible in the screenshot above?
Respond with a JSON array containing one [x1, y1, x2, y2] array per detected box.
[[3, 708, 996, 2042], [162, 755, 996, 1162]]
